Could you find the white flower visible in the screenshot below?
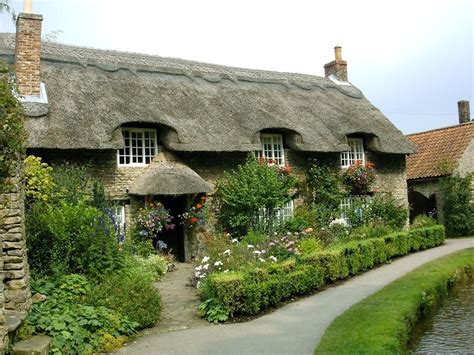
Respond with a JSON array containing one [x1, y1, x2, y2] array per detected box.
[[226, 233, 231, 237], [195, 265, 202, 271], [247, 244, 254, 249], [199, 274, 206, 278], [269, 256, 277, 262], [329, 218, 349, 228], [261, 250, 266, 254], [274, 232, 278, 236], [196, 281, 202, 288], [195, 271, 201, 277], [253, 250, 262, 255], [258, 258, 266, 262], [214, 261, 223, 267], [203, 263, 209, 270], [202, 256, 210, 263], [223, 249, 231, 256], [223, 269, 229, 273], [231, 238, 238, 243]]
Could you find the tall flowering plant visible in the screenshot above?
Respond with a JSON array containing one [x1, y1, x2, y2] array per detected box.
[[179, 195, 207, 228], [135, 201, 175, 238], [342, 161, 376, 195]]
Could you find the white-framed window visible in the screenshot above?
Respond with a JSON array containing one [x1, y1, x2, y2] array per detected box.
[[110, 205, 126, 242], [257, 199, 294, 226], [118, 128, 158, 166], [339, 195, 372, 218], [257, 133, 285, 166], [276, 200, 294, 224], [340, 138, 365, 168]]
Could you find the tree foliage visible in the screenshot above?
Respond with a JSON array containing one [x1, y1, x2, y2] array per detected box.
[[440, 174, 474, 237], [0, 61, 26, 186], [216, 155, 296, 236]]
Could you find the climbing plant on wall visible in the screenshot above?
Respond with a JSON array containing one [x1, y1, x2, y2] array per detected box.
[[0, 61, 26, 191]]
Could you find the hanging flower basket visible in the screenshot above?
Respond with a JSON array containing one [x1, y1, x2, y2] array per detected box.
[[342, 161, 376, 195], [179, 195, 207, 228], [135, 201, 175, 238]]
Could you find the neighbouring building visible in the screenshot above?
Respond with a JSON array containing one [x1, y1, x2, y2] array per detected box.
[[0, 8, 415, 265], [406, 100, 474, 222]]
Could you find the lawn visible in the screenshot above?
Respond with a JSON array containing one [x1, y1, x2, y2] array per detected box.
[[315, 247, 474, 354]]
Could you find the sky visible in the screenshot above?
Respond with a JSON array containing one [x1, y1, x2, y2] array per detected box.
[[0, 0, 472, 134]]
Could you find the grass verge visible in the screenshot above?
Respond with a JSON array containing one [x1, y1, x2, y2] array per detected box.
[[315, 247, 474, 354]]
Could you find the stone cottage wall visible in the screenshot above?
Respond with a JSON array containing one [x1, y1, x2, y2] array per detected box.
[[29, 147, 409, 215]]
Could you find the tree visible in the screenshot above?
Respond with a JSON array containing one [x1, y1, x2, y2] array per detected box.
[[0, 0, 16, 22], [215, 154, 296, 236]]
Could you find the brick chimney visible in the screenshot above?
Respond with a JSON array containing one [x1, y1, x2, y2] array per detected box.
[[458, 100, 470, 124], [324, 46, 348, 82], [15, 0, 43, 97]]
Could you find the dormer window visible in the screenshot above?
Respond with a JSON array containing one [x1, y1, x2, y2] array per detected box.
[[341, 138, 365, 168], [118, 128, 158, 166], [257, 133, 285, 166]]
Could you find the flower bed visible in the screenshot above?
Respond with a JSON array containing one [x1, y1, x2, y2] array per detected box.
[[200, 226, 445, 318]]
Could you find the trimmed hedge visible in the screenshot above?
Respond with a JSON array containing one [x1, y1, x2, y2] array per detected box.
[[201, 226, 445, 317]]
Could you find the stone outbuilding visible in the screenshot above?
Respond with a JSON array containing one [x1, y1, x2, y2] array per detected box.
[[406, 100, 474, 222], [0, 8, 415, 265]]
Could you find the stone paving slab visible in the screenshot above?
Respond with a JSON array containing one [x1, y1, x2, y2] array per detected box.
[[118, 238, 474, 355]]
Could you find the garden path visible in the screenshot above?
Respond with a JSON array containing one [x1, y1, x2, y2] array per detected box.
[[118, 238, 474, 355], [131, 262, 209, 339]]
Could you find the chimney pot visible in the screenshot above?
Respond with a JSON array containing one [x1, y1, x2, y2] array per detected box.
[[335, 46, 342, 60], [23, 0, 32, 13], [458, 100, 470, 124]]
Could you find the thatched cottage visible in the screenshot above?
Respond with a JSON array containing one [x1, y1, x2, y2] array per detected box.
[[0, 9, 415, 262], [407, 101, 473, 222]]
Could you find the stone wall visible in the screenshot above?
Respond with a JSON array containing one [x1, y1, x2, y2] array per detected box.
[[29, 147, 409, 214], [0, 165, 31, 352]]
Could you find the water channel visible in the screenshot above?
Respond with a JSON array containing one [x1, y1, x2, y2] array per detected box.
[[410, 279, 474, 353]]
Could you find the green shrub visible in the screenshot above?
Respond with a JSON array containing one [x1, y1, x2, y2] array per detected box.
[[24, 155, 56, 203], [298, 237, 323, 255], [346, 194, 408, 230], [23, 275, 138, 354], [440, 174, 474, 237], [411, 215, 437, 229], [87, 267, 162, 328], [26, 199, 124, 278], [215, 154, 297, 236]]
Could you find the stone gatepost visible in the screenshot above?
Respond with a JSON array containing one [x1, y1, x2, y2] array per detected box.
[[0, 223, 6, 352], [1, 170, 31, 313]]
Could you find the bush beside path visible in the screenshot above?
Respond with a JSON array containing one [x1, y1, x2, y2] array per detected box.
[[118, 238, 474, 355]]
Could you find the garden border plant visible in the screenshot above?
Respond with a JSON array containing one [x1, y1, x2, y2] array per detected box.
[[199, 225, 445, 321], [315, 247, 474, 354]]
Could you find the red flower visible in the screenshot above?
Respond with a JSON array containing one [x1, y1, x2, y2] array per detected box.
[[191, 217, 198, 223], [196, 203, 203, 209], [201, 196, 207, 201]]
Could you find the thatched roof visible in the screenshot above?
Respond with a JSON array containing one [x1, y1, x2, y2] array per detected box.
[[129, 160, 212, 195], [0, 33, 415, 154]]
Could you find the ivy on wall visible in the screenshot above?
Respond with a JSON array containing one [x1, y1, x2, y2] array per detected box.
[[0, 61, 26, 191]]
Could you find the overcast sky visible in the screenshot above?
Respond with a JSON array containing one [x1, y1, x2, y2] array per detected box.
[[1, 0, 472, 134]]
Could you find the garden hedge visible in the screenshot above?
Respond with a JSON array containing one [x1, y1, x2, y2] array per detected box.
[[202, 226, 445, 316]]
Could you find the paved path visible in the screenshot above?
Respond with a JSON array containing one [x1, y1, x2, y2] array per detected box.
[[118, 238, 474, 355], [139, 263, 209, 337]]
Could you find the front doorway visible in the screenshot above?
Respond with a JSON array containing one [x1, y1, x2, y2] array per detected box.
[[156, 195, 186, 262], [408, 190, 437, 222]]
